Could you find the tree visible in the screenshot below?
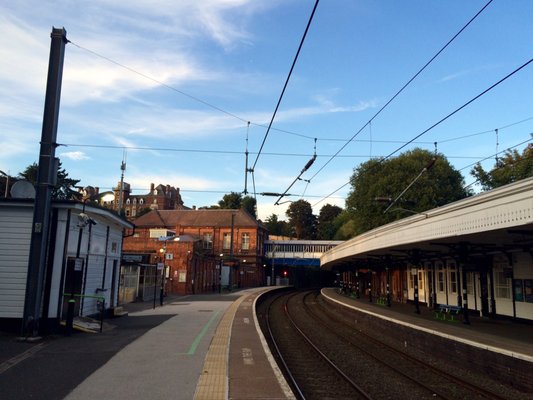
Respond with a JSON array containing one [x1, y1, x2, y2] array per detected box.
[[241, 195, 257, 218], [264, 213, 292, 237], [470, 144, 533, 191], [316, 204, 343, 240], [18, 161, 81, 200], [285, 199, 316, 239], [346, 148, 469, 235], [333, 211, 358, 240], [217, 191, 257, 218], [218, 192, 242, 209]]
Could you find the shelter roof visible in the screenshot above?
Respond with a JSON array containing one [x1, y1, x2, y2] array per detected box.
[[321, 177, 533, 270]]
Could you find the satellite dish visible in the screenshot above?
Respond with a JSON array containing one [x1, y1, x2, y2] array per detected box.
[[10, 180, 36, 199]]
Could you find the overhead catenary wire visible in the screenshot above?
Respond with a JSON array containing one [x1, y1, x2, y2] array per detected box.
[[250, 0, 320, 172], [462, 137, 533, 191], [381, 57, 533, 161], [458, 135, 532, 174], [307, 0, 494, 183], [59, 141, 502, 159], [64, 0, 530, 161], [58, 112, 533, 158], [312, 58, 533, 208], [274, 138, 317, 205]]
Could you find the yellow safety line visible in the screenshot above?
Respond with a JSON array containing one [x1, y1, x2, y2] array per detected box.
[[194, 295, 247, 400]]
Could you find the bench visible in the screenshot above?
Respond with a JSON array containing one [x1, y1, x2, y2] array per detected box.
[[375, 296, 388, 306], [434, 304, 462, 321]]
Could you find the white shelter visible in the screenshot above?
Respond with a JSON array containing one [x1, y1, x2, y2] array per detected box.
[[0, 199, 133, 333], [321, 177, 533, 321]]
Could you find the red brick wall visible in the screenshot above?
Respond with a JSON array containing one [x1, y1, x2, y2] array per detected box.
[[123, 223, 267, 293]]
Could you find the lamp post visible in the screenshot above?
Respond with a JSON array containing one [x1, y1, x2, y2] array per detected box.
[[218, 253, 223, 293], [271, 245, 278, 286], [241, 259, 246, 289], [188, 250, 194, 294], [158, 247, 166, 306], [156, 235, 179, 307], [66, 200, 96, 334]]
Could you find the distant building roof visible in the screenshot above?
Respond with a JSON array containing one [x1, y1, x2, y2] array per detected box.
[[133, 208, 262, 228]]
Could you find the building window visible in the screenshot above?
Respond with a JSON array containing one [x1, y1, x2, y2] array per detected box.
[[241, 233, 250, 250], [126, 209, 130, 217], [448, 262, 457, 294], [133, 198, 137, 204], [466, 272, 474, 295], [126, 198, 130, 205], [437, 262, 445, 292], [223, 233, 231, 250], [132, 209, 136, 217], [495, 270, 511, 299], [203, 233, 213, 249], [139, 198, 144, 205]]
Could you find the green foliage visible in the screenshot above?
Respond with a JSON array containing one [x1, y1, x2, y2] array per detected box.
[[334, 216, 358, 240], [264, 213, 292, 237], [241, 196, 257, 218], [18, 161, 81, 200], [470, 145, 533, 190], [217, 191, 257, 218], [218, 192, 242, 209], [285, 199, 316, 239], [346, 148, 469, 235], [316, 204, 343, 240]]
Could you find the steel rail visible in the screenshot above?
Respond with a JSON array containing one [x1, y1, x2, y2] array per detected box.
[[265, 292, 306, 400], [283, 291, 373, 400], [308, 292, 510, 400]]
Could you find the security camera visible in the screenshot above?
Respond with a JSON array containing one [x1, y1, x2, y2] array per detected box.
[[78, 213, 96, 227]]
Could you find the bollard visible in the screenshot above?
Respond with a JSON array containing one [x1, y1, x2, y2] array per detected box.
[[99, 300, 105, 333], [66, 298, 75, 336]]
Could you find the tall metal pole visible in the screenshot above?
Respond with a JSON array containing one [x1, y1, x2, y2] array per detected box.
[[229, 213, 234, 290], [118, 156, 126, 215], [22, 27, 67, 338]]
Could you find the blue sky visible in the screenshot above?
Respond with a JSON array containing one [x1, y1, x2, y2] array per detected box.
[[0, 0, 532, 221]]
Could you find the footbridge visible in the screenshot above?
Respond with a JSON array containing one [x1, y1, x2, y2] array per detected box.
[[265, 240, 343, 287]]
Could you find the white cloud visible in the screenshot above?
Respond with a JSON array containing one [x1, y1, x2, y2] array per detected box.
[[0, 16, 48, 105], [127, 173, 226, 193], [59, 151, 90, 161]]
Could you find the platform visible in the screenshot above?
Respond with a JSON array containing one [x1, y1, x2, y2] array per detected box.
[[321, 287, 533, 361], [2, 287, 532, 399]]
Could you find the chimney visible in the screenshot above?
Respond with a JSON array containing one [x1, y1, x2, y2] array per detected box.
[[150, 183, 155, 193], [95, 187, 99, 195]]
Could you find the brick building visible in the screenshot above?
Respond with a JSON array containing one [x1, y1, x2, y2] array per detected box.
[[79, 182, 188, 221], [122, 208, 267, 297]]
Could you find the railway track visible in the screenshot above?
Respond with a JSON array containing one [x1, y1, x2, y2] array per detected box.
[[264, 290, 372, 399], [258, 289, 527, 400]]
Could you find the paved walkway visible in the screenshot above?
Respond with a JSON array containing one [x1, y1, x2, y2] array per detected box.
[[65, 293, 237, 400], [2, 287, 532, 399]]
